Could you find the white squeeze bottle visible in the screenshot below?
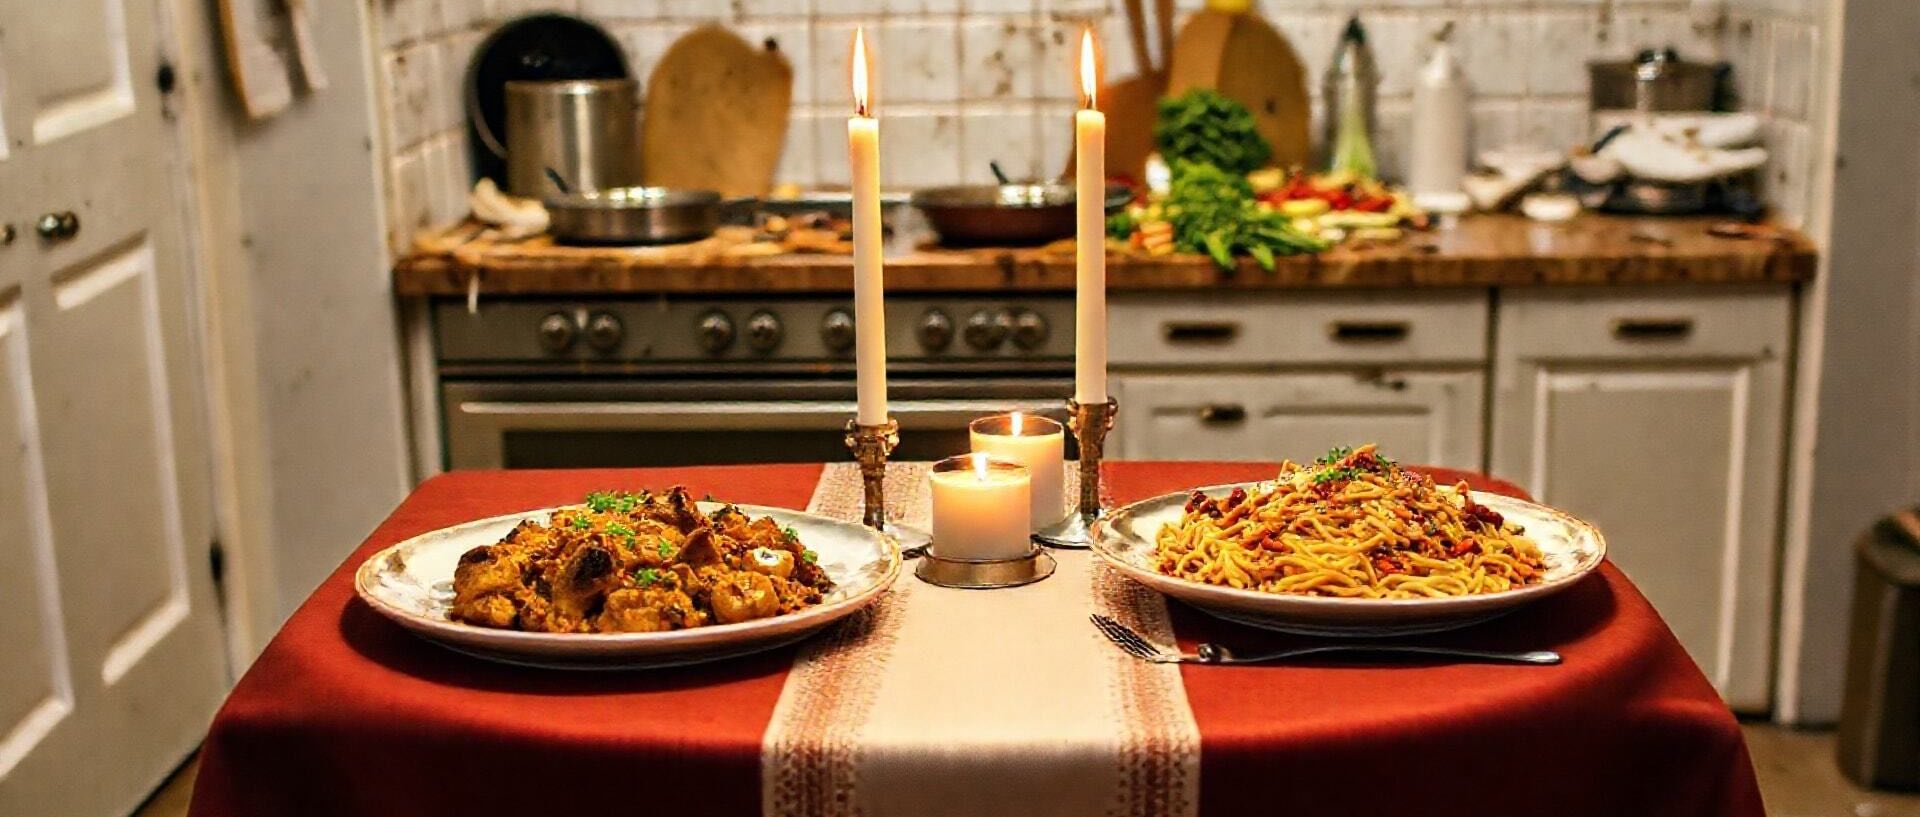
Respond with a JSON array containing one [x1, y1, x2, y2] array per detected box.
[[1409, 23, 1470, 213]]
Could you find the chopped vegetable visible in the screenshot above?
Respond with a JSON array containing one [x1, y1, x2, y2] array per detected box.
[[1163, 162, 1330, 270]]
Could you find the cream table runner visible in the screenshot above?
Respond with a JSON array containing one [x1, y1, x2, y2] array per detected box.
[[762, 463, 1201, 817]]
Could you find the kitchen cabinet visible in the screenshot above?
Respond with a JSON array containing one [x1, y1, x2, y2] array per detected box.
[[1109, 291, 1489, 469], [1111, 371, 1484, 469], [1490, 286, 1791, 711]]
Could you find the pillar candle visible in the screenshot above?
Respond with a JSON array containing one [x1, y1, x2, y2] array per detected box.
[[969, 412, 1066, 530], [929, 454, 1032, 562]]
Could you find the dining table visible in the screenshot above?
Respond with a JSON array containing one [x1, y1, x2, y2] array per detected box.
[[186, 460, 1764, 817]]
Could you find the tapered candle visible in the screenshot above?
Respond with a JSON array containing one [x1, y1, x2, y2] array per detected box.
[[849, 28, 887, 426], [1074, 28, 1107, 404]]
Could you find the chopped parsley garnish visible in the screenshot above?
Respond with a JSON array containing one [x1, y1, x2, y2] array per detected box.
[[569, 516, 592, 529], [782, 525, 800, 543], [1312, 466, 1362, 485], [633, 567, 661, 587], [801, 550, 819, 564], [657, 539, 674, 557], [1315, 446, 1354, 466], [585, 491, 617, 512], [605, 522, 634, 538]]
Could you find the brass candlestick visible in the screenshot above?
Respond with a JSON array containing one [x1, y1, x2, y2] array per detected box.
[[1036, 397, 1117, 548], [843, 418, 899, 530], [843, 418, 932, 552]]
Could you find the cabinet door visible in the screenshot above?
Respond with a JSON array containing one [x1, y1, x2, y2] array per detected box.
[[1491, 288, 1790, 711], [1111, 370, 1484, 469]]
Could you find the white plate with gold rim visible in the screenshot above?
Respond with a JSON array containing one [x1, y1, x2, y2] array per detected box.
[[1092, 483, 1606, 637], [354, 502, 900, 669]]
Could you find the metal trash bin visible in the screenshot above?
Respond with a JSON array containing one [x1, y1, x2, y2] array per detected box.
[[1838, 507, 1920, 790]]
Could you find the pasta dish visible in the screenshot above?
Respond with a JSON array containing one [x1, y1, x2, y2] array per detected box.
[[1154, 445, 1546, 598], [451, 487, 833, 633]]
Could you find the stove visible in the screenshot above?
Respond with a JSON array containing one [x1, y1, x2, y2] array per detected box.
[[431, 294, 1076, 469]]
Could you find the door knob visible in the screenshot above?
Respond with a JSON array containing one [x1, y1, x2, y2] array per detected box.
[[35, 212, 79, 241]]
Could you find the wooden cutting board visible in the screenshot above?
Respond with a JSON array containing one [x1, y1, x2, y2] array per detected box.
[[642, 26, 793, 197], [1166, 8, 1311, 168]]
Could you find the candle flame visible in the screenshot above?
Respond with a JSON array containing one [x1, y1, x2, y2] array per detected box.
[[852, 27, 872, 117], [972, 452, 989, 481], [1010, 411, 1023, 437], [1078, 28, 1098, 110]]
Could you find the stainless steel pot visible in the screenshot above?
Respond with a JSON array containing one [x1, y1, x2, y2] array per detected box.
[[505, 79, 641, 197], [912, 182, 1133, 247], [1589, 49, 1727, 112], [545, 187, 730, 245]]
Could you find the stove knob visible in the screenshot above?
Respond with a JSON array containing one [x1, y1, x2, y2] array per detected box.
[[821, 308, 856, 353], [746, 310, 783, 352], [537, 312, 577, 353], [697, 310, 735, 353], [918, 309, 954, 351], [1010, 309, 1049, 350], [964, 309, 1011, 351], [584, 312, 624, 351]]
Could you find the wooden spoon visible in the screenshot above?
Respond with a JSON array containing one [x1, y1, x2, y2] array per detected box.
[[1064, 0, 1170, 184]]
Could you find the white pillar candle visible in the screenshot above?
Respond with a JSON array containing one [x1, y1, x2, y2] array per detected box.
[[1074, 28, 1107, 405], [969, 412, 1065, 530], [848, 27, 888, 426], [929, 454, 1032, 562]]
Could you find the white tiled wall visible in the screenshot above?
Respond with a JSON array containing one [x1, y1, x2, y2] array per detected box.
[[372, 0, 1831, 253], [1720, 0, 1828, 227]]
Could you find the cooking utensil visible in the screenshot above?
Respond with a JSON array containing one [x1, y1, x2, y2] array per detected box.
[[544, 187, 732, 245], [465, 14, 630, 189], [1589, 48, 1728, 113], [1090, 615, 1563, 666], [642, 26, 793, 198], [1092, 482, 1606, 637], [355, 502, 900, 670], [912, 182, 1132, 247], [1066, 0, 1173, 183], [1167, 4, 1311, 168], [505, 79, 642, 198]]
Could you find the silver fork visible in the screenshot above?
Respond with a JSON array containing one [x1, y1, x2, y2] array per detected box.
[[1089, 614, 1561, 666]]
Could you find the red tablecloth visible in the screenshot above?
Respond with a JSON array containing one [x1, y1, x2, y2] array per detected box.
[[189, 463, 1762, 817]]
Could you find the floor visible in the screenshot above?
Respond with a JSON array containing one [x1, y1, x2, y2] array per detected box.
[[130, 726, 1920, 817]]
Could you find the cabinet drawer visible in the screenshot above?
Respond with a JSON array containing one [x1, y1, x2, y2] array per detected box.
[[1498, 286, 1792, 361], [1110, 292, 1489, 367]]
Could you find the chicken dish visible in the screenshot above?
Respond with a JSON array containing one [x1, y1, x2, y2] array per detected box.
[[451, 487, 833, 633]]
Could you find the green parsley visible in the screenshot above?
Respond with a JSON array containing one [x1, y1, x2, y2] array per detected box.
[[1315, 446, 1354, 466], [781, 525, 800, 543], [584, 491, 617, 513], [569, 516, 592, 529], [801, 550, 818, 564], [657, 539, 674, 558], [633, 567, 661, 587], [1312, 466, 1362, 485], [605, 522, 634, 538]]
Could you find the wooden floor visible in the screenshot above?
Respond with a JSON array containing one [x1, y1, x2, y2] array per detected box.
[[131, 726, 1920, 817]]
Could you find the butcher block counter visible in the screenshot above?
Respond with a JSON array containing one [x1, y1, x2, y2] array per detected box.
[[391, 214, 1816, 296]]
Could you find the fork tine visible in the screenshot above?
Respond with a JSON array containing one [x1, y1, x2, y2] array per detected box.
[[1090, 614, 1166, 660]]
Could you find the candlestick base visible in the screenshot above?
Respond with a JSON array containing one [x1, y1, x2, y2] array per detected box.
[[913, 543, 1056, 590], [1037, 396, 1117, 549], [844, 417, 900, 530]]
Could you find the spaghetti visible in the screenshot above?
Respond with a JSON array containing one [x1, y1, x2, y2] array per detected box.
[[1154, 445, 1547, 598]]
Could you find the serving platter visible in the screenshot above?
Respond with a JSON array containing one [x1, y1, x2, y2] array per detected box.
[[1092, 482, 1605, 637], [354, 502, 900, 669]]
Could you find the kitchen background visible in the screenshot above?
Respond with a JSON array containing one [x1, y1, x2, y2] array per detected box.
[[376, 0, 1832, 259]]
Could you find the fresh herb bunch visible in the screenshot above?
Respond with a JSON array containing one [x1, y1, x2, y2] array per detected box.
[[1154, 89, 1272, 176], [1164, 162, 1329, 270]]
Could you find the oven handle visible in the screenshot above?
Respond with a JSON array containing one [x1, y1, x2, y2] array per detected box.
[[452, 398, 1069, 430]]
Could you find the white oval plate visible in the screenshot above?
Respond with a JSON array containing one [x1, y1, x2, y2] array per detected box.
[[1092, 483, 1606, 637], [354, 502, 900, 670]]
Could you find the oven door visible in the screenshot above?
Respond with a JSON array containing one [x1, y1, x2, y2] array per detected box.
[[441, 378, 1073, 469]]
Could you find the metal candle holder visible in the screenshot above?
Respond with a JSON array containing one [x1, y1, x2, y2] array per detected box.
[[1035, 396, 1118, 548], [843, 418, 932, 550], [914, 543, 1057, 589]]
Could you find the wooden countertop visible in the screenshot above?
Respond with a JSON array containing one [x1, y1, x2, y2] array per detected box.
[[392, 214, 1817, 297]]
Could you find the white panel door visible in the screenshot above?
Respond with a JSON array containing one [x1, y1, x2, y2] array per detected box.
[[1491, 288, 1791, 712], [0, 0, 229, 814], [1111, 370, 1485, 470]]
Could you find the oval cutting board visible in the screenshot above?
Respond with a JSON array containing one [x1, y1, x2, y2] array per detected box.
[[642, 26, 793, 197]]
